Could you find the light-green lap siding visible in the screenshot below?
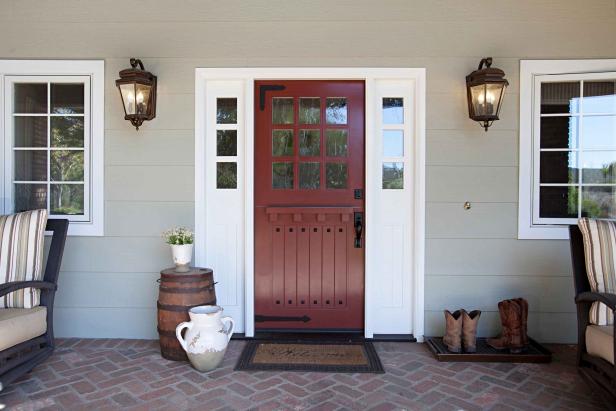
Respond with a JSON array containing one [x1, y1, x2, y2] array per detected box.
[[2, 0, 616, 342]]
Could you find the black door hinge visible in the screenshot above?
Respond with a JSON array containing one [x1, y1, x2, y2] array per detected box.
[[259, 85, 286, 110]]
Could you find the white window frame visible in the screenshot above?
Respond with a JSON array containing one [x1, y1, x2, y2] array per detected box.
[[0, 60, 104, 236], [519, 59, 616, 240]]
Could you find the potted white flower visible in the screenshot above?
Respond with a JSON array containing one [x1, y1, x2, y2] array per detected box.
[[162, 227, 194, 273]]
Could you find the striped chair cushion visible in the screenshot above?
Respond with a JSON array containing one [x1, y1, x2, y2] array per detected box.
[[0, 209, 48, 308], [578, 218, 616, 325]]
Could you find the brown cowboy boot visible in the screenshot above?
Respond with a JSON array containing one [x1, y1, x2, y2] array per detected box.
[[514, 298, 529, 347], [461, 309, 481, 353], [487, 299, 525, 353], [442, 310, 463, 353]]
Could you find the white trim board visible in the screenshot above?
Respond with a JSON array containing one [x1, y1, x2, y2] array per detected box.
[[195, 68, 426, 340], [518, 59, 616, 240]]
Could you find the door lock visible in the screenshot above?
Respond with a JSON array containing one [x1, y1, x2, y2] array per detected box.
[[354, 212, 363, 248]]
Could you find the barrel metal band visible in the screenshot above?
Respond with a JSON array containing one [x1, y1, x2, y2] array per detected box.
[[158, 285, 215, 294], [157, 301, 216, 312]]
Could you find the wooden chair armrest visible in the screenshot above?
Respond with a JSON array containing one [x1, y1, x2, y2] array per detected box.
[[0, 281, 57, 298], [576, 291, 616, 310]]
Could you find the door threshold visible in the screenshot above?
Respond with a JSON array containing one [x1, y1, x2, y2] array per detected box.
[[230, 332, 416, 343]]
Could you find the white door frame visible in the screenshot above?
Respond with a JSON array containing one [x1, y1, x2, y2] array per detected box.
[[195, 68, 425, 340]]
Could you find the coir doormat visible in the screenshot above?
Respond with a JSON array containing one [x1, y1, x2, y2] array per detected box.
[[235, 340, 384, 373]]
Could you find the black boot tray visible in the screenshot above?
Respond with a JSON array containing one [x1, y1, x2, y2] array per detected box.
[[425, 337, 551, 363]]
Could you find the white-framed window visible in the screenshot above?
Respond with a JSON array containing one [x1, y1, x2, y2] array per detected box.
[[0, 60, 104, 236], [519, 59, 616, 239]]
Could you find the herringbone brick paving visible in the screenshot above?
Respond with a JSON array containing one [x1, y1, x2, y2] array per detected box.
[[0, 339, 607, 411]]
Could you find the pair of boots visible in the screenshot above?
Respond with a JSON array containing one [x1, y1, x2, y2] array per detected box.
[[443, 309, 481, 353], [487, 298, 529, 353]]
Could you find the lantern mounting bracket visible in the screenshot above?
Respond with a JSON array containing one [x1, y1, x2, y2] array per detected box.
[[477, 57, 492, 70], [129, 58, 145, 70]]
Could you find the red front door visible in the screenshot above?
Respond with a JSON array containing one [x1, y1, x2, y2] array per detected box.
[[254, 80, 365, 330]]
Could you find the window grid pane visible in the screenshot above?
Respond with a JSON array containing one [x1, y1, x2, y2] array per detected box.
[[539, 78, 616, 220], [11, 80, 87, 218]]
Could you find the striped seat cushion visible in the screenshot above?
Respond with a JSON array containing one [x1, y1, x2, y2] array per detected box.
[[0, 209, 48, 308], [578, 218, 616, 326]]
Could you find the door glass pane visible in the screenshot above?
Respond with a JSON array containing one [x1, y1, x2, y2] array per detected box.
[[272, 98, 294, 124], [51, 151, 84, 182], [539, 151, 578, 184], [541, 82, 580, 114], [51, 117, 84, 147], [51, 83, 84, 114], [299, 130, 320, 156], [326, 130, 348, 157], [326, 163, 347, 189], [216, 130, 237, 156], [383, 98, 404, 124], [272, 162, 294, 189], [583, 116, 616, 149], [383, 162, 404, 189], [326, 98, 347, 124], [14, 84, 47, 113], [14, 184, 47, 212], [539, 186, 578, 218], [299, 162, 320, 189], [216, 98, 237, 124], [383, 130, 404, 157], [51, 184, 84, 215], [582, 186, 616, 218], [14, 150, 47, 181], [216, 162, 237, 189], [584, 80, 616, 114], [581, 151, 616, 184], [14, 117, 47, 147], [540, 116, 578, 149], [272, 130, 294, 156], [299, 98, 320, 124]]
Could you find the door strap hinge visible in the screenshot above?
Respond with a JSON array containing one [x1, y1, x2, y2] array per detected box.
[[255, 314, 311, 323], [259, 85, 286, 110]]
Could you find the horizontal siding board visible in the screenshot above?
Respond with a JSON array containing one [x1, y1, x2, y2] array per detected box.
[[427, 93, 518, 131], [60, 237, 171, 273], [105, 202, 194, 237], [425, 275, 575, 313], [426, 202, 517, 239], [0, 22, 615, 59], [427, 239, 572, 276], [427, 166, 518, 203], [427, 130, 518, 167], [106, 165, 194, 202], [106, 130, 195, 166], [56, 272, 159, 309], [3, 1, 615, 23], [54, 307, 158, 339]]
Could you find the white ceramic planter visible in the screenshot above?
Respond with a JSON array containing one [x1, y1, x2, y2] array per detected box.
[[176, 306, 234, 372], [170, 244, 193, 273]]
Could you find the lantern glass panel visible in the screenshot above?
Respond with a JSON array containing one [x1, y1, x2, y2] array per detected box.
[[470, 83, 505, 117], [135, 83, 151, 115], [119, 83, 136, 115]]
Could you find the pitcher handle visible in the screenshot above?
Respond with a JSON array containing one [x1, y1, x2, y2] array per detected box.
[[176, 322, 193, 352], [221, 316, 235, 342]]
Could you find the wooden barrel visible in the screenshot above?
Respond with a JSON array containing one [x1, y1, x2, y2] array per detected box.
[[157, 267, 216, 361]]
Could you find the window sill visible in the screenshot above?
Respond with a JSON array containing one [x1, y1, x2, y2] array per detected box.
[[518, 224, 570, 240], [47, 219, 103, 237]]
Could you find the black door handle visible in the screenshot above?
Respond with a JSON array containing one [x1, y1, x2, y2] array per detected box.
[[354, 212, 363, 248]]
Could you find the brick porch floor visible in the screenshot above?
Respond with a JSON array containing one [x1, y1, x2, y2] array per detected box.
[[0, 339, 607, 411]]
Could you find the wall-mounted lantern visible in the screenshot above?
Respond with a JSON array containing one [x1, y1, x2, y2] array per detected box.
[[116, 58, 157, 130], [466, 57, 508, 131]]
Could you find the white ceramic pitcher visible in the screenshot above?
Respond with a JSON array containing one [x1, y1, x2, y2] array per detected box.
[[176, 305, 234, 372]]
